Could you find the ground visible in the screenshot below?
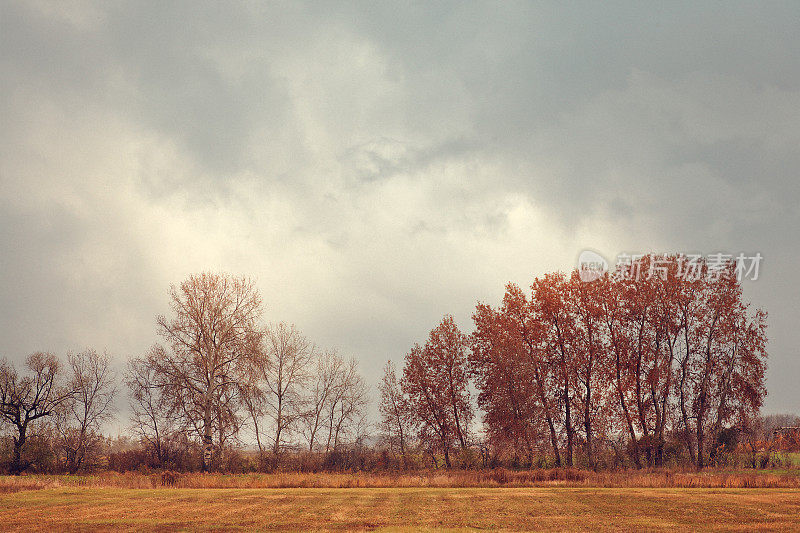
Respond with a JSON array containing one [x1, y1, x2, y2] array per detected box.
[[2, 486, 800, 531]]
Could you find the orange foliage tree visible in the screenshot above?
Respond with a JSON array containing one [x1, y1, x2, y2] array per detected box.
[[469, 254, 767, 469], [401, 316, 472, 467]]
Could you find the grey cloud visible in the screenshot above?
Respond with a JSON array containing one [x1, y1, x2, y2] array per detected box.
[[1, 1, 798, 419]]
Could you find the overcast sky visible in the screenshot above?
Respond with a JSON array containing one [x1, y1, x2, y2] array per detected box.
[[1, 2, 799, 419]]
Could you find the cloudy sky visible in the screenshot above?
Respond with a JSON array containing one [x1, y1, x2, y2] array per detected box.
[[1, 2, 798, 418]]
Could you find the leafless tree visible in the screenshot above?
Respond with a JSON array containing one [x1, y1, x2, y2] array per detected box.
[[301, 351, 369, 453], [300, 350, 340, 452], [250, 323, 314, 460], [125, 356, 175, 465], [148, 273, 263, 471], [378, 360, 412, 467], [0, 352, 70, 474], [323, 359, 368, 452], [55, 349, 117, 473]]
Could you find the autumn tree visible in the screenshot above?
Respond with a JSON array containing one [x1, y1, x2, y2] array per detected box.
[[470, 286, 553, 466], [674, 259, 768, 468], [597, 273, 642, 467], [469, 254, 767, 470], [531, 273, 579, 467], [0, 352, 70, 474], [402, 316, 472, 467], [566, 272, 610, 468], [608, 256, 676, 466], [147, 273, 263, 471]]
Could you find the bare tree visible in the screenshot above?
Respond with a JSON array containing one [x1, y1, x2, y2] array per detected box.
[[0, 353, 70, 474], [55, 349, 117, 473], [299, 351, 369, 453], [148, 273, 263, 471], [256, 323, 314, 458], [300, 350, 341, 452], [241, 379, 268, 460], [125, 356, 175, 465], [324, 358, 368, 453], [378, 360, 412, 468]]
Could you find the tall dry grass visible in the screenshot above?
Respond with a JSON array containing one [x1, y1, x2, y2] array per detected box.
[[2, 468, 799, 491], [0, 476, 50, 493]]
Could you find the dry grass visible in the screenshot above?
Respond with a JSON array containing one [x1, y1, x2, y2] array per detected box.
[[0, 477, 49, 494], [2, 486, 800, 531], [2, 468, 799, 492]]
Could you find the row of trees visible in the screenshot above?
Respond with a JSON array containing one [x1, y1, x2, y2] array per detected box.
[[1, 257, 772, 473], [125, 274, 369, 472], [1, 274, 370, 474], [380, 255, 769, 469]]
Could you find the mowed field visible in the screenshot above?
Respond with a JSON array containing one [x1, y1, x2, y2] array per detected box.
[[2, 486, 800, 531]]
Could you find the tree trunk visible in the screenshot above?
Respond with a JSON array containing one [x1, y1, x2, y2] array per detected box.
[[634, 319, 652, 466], [397, 411, 408, 469], [529, 348, 561, 467], [10, 424, 27, 476], [448, 368, 467, 450], [564, 379, 573, 467], [609, 321, 642, 468], [273, 393, 283, 456], [679, 369, 696, 465], [452, 401, 467, 449], [545, 413, 561, 467], [202, 402, 213, 472], [696, 416, 705, 469], [554, 322, 573, 468], [584, 385, 593, 469], [679, 319, 697, 466]]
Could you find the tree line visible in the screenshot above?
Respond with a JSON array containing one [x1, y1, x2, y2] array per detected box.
[[2, 273, 369, 474], [382, 254, 769, 470], [0, 256, 777, 474]]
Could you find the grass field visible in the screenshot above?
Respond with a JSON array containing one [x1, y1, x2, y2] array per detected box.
[[2, 486, 800, 531]]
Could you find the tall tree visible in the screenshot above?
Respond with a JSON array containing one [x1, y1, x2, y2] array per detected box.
[[471, 291, 543, 466], [677, 260, 767, 468], [148, 273, 263, 471], [532, 273, 578, 467], [567, 272, 608, 468], [301, 350, 341, 452], [402, 316, 472, 467], [259, 323, 315, 457], [322, 356, 368, 453], [55, 349, 117, 473], [378, 361, 412, 467]]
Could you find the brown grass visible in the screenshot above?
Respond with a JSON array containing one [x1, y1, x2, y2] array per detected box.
[[0, 477, 49, 494], [2, 486, 800, 531], [3, 468, 799, 492]]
